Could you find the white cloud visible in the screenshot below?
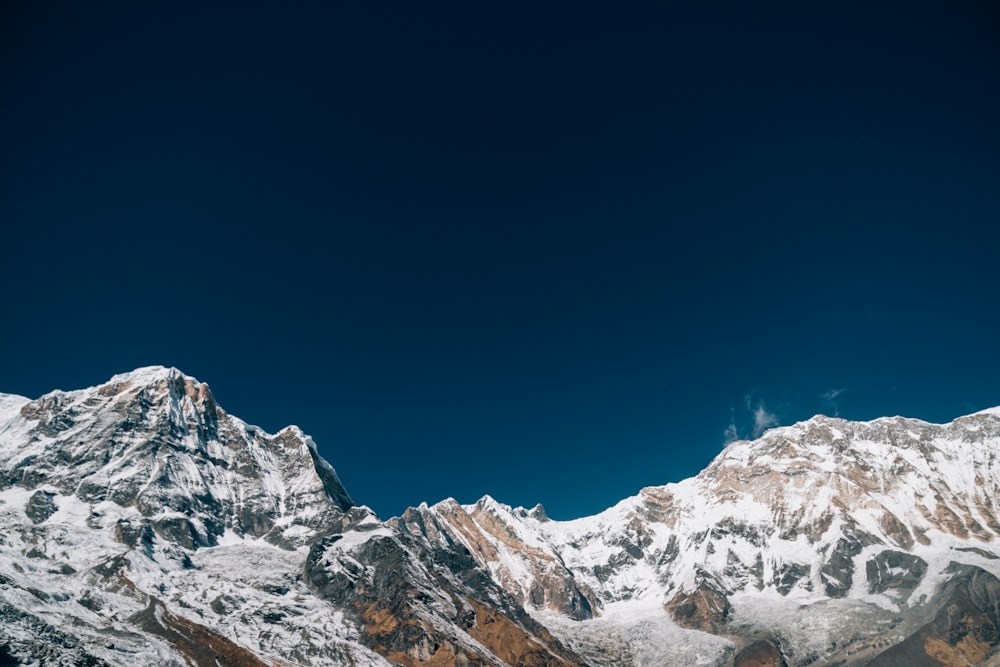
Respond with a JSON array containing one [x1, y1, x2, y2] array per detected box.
[[743, 391, 779, 437], [752, 403, 779, 437], [724, 394, 781, 444]]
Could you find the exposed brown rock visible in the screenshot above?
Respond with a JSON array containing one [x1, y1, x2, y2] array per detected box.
[[130, 597, 271, 667], [924, 632, 992, 667], [306, 532, 589, 667], [356, 601, 490, 667], [975, 494, 1000, 536], [879, 510, 915, 549], [638, 486, 678, 526], [734, 639, 787, 667], [807, 511, 835, 543], [933, 492, 971, 539], [466, 598, 580, 667], [355, 596, 586, 667], [664, 581, 731, 633]]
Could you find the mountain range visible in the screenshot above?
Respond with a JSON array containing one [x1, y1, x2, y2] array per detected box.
[[2, 366, 1000, 666]]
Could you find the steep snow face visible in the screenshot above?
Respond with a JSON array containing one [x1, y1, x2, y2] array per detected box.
[[0, 393, 29, 424], [0, 366, 353, 549]]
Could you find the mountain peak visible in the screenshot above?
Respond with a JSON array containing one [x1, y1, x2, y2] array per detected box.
[[0, 367, 355, 549], [107, 364, 191, 385]]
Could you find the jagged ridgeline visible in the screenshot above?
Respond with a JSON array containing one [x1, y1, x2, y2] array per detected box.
[[2, 367, 1000, 666]]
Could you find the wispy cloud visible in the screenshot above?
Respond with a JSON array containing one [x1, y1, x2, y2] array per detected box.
[[744, 392, 779, 437], [724, 393, 781, 445], [820, 387, 846, 417], [751, 402, 779, 437], [723, 407, 740, 445]]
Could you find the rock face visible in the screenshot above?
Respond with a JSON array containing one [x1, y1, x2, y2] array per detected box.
[[866, 550, 928, 597], [734, 639, 787, 667], [868, 564, 1000, 667], [304, 529, 585, 666], [663, 575, 732, 633], [2, 368, 1000, 666], [390, 497, 598, 620]]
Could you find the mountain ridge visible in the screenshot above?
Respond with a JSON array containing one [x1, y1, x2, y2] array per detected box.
[[2, 366, 1000, 666]]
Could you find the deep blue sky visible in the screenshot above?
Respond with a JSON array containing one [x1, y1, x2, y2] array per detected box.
[[2, 2, 999, 520]]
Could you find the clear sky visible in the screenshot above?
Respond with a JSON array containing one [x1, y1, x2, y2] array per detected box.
[[2, 2, 999, 520]]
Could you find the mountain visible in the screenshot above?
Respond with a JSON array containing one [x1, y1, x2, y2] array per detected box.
[[2, 367, 1000, 666], [397, 410, 1000, 665]]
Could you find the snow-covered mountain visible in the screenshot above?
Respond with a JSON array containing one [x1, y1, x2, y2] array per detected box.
[[2, 367, 1000, 666], [398, 410, 1000, 665]]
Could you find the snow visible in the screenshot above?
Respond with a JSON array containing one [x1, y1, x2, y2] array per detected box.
[[106, 365, 189, 387], [0, 476, 390, 666], [0, 392, 29, 423], [4, 367, 1000, 665], [537, 599, 734, 666], [329, 525, 393, 552]]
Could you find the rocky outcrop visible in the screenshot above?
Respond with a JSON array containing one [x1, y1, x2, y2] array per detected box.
[[304, 528, 588, 666], [866, 550, 928, 598], [772, 561, 809, 595], [820, 535, 866, 598], [391, 497, 599, 620], [24, 490, 57, 524], [663, 573, 731, 633], [869, 564, 1000, 666], [734, 639, 787, 667]]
